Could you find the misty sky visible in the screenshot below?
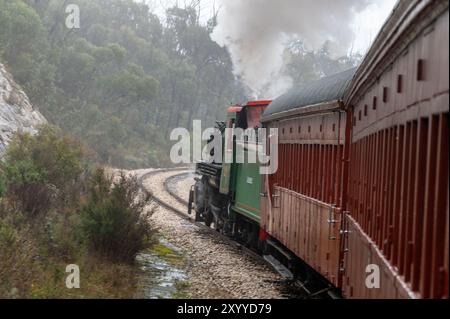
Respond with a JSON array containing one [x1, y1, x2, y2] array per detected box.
[[141, 0, 398, 54]]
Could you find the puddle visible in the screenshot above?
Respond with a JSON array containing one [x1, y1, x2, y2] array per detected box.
[[180, 220, 199, 230], [135, 238, 189, 299]]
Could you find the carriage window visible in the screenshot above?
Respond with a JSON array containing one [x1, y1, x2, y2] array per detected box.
[[246, 106, 265, 129], [397, 75, 403, 93], [383, 87, 389, 103], [417, 59, 425, 81]]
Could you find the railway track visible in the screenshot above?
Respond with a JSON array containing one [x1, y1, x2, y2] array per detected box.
[[138, 168, 268, 266], [138, 168, 329, 299], [138, 168, 191, 218]]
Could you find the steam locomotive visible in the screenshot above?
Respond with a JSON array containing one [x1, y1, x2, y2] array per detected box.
[[188, 0, 449, 298]]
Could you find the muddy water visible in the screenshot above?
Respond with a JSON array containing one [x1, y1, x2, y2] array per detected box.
[[135, 238, 189, 299]]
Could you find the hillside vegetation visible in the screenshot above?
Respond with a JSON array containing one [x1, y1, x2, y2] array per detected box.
[[0, 0, 246, 168], [0, 126, 153, 298], [0, 0, 359, 169]]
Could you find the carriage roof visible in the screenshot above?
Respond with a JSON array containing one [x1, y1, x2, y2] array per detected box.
[[263, 67, 356, 120]]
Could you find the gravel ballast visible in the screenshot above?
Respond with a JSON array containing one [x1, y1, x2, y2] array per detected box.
[[135, 169, 287, 299]]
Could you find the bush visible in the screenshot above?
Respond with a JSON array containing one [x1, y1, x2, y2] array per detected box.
[[0, 206, 138, 298], [43, 210, 79, 262], [0, 207, 39, 297], [79, 168, 152, 263], [3, 125, 86, 217], [0, 126, 153, 297]]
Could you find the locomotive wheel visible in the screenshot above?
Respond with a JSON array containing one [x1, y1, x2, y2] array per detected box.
[[195, 209, 202, 222], [214, 217, 222, 232], [205, 212, 213, 227]]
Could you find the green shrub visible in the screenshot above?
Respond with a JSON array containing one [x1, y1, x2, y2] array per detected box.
[[79, 168, 152, 263], [42, 210, 80, 262], [3, 125, 86, 217], [0, 207, 39, 297], [0, 126, 153, 297]]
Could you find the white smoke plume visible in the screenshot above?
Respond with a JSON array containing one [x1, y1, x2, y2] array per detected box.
[[211, 0, 373, 98]]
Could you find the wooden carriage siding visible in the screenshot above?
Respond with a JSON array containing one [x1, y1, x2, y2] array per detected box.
[[261, 67, 355, 288], [260, 0, 449, 298], [344, 1, 449, 299]]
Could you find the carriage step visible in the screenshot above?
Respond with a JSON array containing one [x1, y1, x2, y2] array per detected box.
[[263, 255, 294, 280]]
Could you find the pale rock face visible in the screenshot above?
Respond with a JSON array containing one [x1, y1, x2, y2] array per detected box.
[[0, 63, 47, 156]]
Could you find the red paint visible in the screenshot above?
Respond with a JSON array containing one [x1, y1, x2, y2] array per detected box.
[[258, 228, 269, 241], [246, 100, 272, 107], [227, 106, 242, 113]]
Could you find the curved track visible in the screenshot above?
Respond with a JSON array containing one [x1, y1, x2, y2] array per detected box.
[[164, 172, 192, 207], [138, 168, 190, 218]]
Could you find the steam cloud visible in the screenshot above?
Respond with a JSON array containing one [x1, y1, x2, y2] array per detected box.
[[211, 0, 373, 98]]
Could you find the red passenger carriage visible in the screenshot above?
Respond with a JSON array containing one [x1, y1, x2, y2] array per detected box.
[[260, 0, 449, 298]]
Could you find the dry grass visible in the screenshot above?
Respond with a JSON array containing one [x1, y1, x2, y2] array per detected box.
[[0, 205, 139, 299], [27, 256, 139, 299]]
